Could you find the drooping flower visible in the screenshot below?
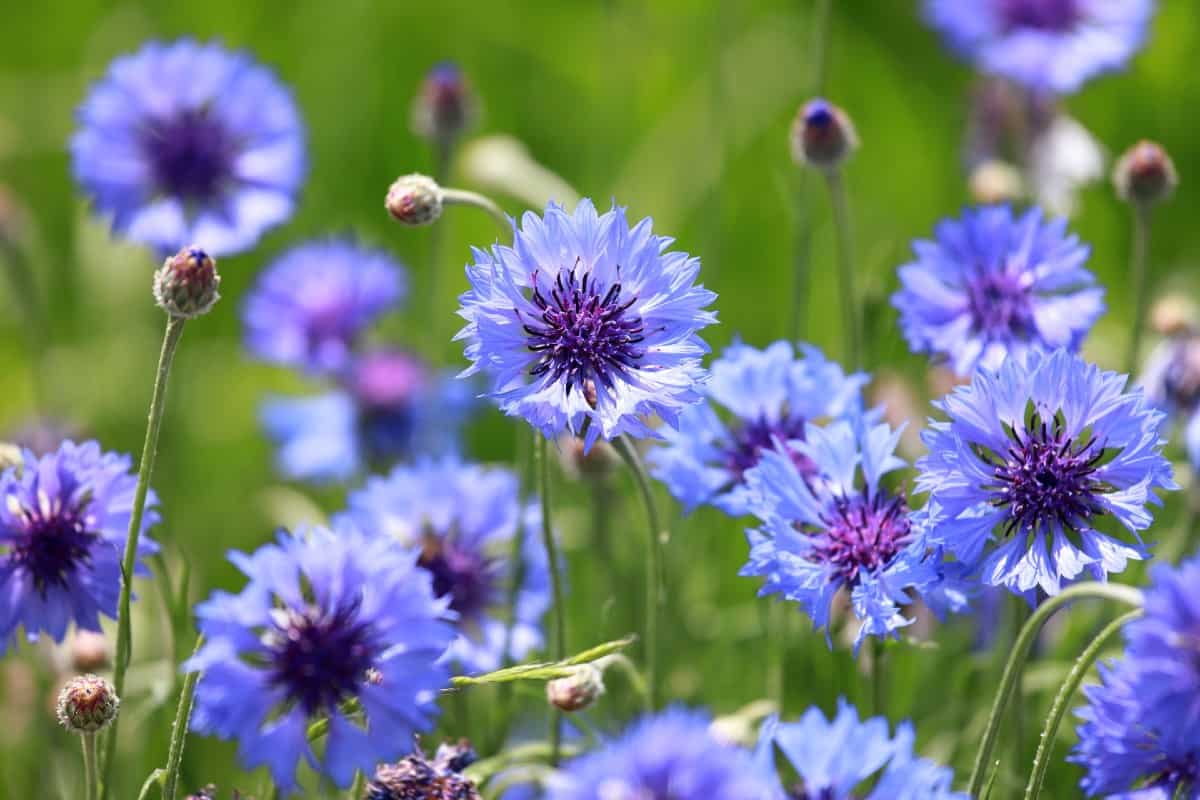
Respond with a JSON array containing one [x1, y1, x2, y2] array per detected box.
[[338, 458, 550, 673], [924, 0, 1156, 95], [649, 340, 866, 516], [243, 240, 406, 375], [0, 441, 158, 653], [892, 205, 1103, 377], [755, 699, 967, 799], [71, 39, 305, 256], [742, 418, 967, 650], [547, 708, 773, 800], [917, 349, 1175, 598], [261, 350, 474, 484], [456, 199, 717, 448], [186, 524, 455, 793]]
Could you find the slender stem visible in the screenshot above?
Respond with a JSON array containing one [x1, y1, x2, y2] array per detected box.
[[967, 582, 1143, 795], [161, 635, 205, 800], [82, 732, 99, 800], [101, 316, 187, 800], [823, 169, 860, 369], [1011, 597, 1030, 779], [811, 0, 833, 95], [135, 771, 164, 800], [427, 140, 455, 355], [612, 435, 664, 710], [871, 638, 886, 718], [765, 602, 785, 710], [1024, 609, 1142, 800], [442, 188, 511, 234], [535, 434, 566, 765], [349, 769, 365, 799], [1163, 489, 1200, 564], [1124, 205, 1152, 377]]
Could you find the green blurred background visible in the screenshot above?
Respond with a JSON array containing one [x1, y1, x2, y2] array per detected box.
[[1, 0, 1198, 796]]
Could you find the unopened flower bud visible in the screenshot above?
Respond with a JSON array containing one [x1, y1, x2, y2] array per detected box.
[[1151, 294, 1199, 337], [411, 62, 479, 146], [1114, 141, 1178, 206], [546, 663, 605, 712], [70, 630, 111, 672], [154, 246, 220, 319], [386, 174, 444, 226], [791, 98, 858, 170], [969, 160, 1025, 205], [56, 674, 119, 733]]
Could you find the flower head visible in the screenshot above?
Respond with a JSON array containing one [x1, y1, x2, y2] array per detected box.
[[338, 458, 549, 673], [154, 245, 220, 319], [924, 0, 1155, 95], [457, 199, 716, 448], [56, 673, 120, 733], [365, 741, 481, 800], [261, 351, 474, 484], [186, 524, 455, 793], [0, 441, 158, 653], [1141, 331, 1200, 417], [791, 98, 858, 170], [755, 700, 967, 799], [917, 349, 1175, 598], [742, 418, 965, 650], [411, 62, 478, 145], [649, 340, 866, 516], [72, 40, 305, 256], [386, 174, 444, 226], [548, 708, 772, 800], [892, 205, 1103, 377], [1114, 140, 1179, 206], [243, 240, 406, 375]]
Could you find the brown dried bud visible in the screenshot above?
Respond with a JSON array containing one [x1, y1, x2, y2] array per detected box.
[[546, 663, 605, 712], [1114, 140, 1178, 206], [56, 674, 119, 733], [70, 630, 111, 672]]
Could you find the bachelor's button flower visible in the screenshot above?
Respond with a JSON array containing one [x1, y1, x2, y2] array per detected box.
[[186, 524, 455, 793], [917, 349, 1176, 598], [741, 419, 965, 651], [546, 707, 772, 800], [260, 350, 474, 483], [892, 205, 1103, 377], [924, 0, 1155, 95], [337, 457, 550, 673], [649, 340, 866, 516], [755, 700, 967, 799], [71, 39, 305, 256], [365, 741, 481, 800], [243, 240, 406, 375], [0, 441, 158, 653], [456, 199, 717, 449]]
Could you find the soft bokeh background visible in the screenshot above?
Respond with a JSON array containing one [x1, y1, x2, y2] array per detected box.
[[1, 1, 1198, 797]]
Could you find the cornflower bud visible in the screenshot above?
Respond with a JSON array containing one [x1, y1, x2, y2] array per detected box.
[[410, 62, 478, 146], [969, 160, 1025, 205], [56, 674, 119, 733], [791, 98, 858, 170], [546, 663, 606, 712], [154, 246, 220, 319], [385, 174, 444, 226], [1114, 140, 1178, 206], [69, 630, 111, 673]]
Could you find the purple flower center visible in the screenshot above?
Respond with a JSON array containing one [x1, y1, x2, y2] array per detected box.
[[418, 533, 499, 624], [8, 500, 96, 595], [811, 492, 912, 584], [987, 415, 1105, 535], [725, 416, 814, 484], [521, 267, 647, 396], [266, 599, 382, 715], [141, 108, 236, 202], [999, 0, 1080, 31], [966, 271, 1034, 340]]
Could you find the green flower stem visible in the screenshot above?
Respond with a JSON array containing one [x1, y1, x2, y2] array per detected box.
[[442, 187, 511, 233], [1124, 204, 1152, 377], [83, 732, 100, 800], [967, 582, 1144, 796], [135, 771, 164, 800], [535, 434, 567, 764], [426, 140, 455, 355], [101, 315, 187, 800], [766, 601, 786, 710], [612, 435, 665, 710], [823, 168, 861, 369], [161, 635, 205, 800], [1024, 609, 1142, 800], [871, 638, 886, 718]]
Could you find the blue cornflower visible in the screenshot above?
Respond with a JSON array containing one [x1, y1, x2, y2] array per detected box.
[[456, 199, 717, 448], [755, 700, 967, 799], [649, 340, 866, 516], [892, 205, 1103, 378], [547, 707, 772, 800], [261, 349, 474, 483], [0, 441, 158, 653], [243, 240, 406, 375], [186, 524, 455, 793], [924, 0, 1155, 95], [742, 419, 966, 650], [71, 39, 305, 256], [917, 349, 1175, 598], [337, 457, 550, 673]]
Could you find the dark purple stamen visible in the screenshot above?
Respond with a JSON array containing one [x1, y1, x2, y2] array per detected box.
[[986, 415, 1106, 536], [966, 271, 1034, 340], [792, 786, 848, 800], [266, 598, 381, 716], [418, 534, 499, 623], [811, 492, 912, 584], [520, 265, 647, 395], [999, 0, 1080, 31], [142, 108, 235, 201], [10, 500, 96, 596], [724, 416, 814, 484]]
